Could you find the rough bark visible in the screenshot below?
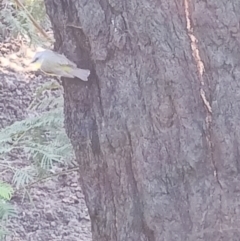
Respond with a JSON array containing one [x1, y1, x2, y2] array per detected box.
[[44, 0, 240, 240]]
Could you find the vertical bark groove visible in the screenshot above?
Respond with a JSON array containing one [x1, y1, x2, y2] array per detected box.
[[184, 0, 222, 190]]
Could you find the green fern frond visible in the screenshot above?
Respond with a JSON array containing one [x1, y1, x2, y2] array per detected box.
[[1, 0, 51, 45], [0, 108, 64, 144], [13, 166, 36, 189], [0, 182, 15, 240], [0, 182, 13, 201], [0, 200, 16, 220], [0, 72, 75, 198], [0, 226, 9, 241]]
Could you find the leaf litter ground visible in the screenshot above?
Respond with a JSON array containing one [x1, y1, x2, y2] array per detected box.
[[0, 40, 92, 241]]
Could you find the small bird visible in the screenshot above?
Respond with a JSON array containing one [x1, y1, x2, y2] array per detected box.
[[31, 49, 90, 81]]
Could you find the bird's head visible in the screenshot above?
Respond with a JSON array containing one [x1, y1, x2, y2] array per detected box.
[[30, 51, 46, 68]]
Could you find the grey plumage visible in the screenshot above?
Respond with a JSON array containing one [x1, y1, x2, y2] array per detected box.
[[31, 49, 90, 81]]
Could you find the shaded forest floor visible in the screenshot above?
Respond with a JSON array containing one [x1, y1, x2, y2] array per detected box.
[[0, 40, 92, 241]]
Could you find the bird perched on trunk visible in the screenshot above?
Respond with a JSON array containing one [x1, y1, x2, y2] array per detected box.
[[31, 49, 90, 81]]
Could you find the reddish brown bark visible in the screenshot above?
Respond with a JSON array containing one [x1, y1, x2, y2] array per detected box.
[[44, 0, 240, 240]]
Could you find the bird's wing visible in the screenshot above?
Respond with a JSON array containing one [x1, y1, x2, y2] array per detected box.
[[55, 52, 77, 68]]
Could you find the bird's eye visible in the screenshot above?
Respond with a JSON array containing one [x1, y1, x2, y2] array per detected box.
[[31, 57, 39, 63]]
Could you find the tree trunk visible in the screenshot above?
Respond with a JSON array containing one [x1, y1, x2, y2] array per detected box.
[[44, 0, 240, 240]]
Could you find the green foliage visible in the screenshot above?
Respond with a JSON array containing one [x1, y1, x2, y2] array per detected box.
[[0, 81, 75, 189], [0, 181, 16, 241], [0, 1, 70, 240], [0, 0, 51, 45], [0, 80, 76, 240], [0, 81, 75, 239], [23, 0, 49, 26], [0, 182, 13, 201], [0, 200, 16, 220]]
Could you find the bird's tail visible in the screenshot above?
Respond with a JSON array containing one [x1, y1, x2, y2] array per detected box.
[[71, 68, 90, 81]]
